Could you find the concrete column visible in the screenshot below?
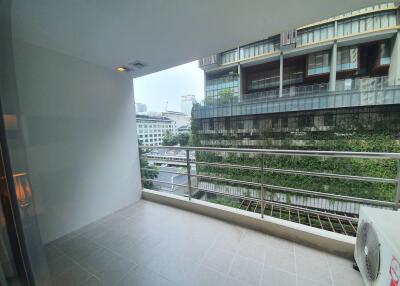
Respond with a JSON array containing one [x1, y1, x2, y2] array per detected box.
[[329, 41, 337, 91], [388, 31, 400, 86], [279, 53, 283, 97]]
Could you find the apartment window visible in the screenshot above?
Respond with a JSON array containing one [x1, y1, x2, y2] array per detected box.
[[239, 37, 279, 60], [206, 73, 239, 100], [297, 23, 334, 46], [307, 51, 330, 76], [337, 46, 358, 71], [221, 49, 238, 64], [298, 115, 312, 127], [248, 68, 280, 90], [337, 10, 397, 37], [379, 41, 391, 65], [272, 118, 280, 128], [324, 113, 334, 126], [209, 119, 214, 130], [281, 117, 288, 128]]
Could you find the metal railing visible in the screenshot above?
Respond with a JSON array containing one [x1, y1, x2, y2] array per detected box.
[[193, 78, 400, 119], [140, 146, 400, 236]]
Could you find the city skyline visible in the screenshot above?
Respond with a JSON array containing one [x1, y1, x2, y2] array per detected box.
[[133, 61, 204, 113]]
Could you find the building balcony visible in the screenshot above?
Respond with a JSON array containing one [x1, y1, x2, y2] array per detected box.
[[193, 76, 400, 119], [46, 198, 363, 286], [39, 145, 400, 285]]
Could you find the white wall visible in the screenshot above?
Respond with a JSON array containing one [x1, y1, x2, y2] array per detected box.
[[13, 40, 142, 243]]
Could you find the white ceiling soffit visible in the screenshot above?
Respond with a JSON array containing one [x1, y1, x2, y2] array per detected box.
[[12, 0, 384, 77]]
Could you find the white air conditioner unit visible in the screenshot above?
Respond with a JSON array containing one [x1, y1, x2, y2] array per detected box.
[[354, 207, 400, 286]]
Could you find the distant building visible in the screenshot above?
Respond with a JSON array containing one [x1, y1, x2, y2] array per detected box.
[[135, 102, 147, 113], [162, 111, 190, 129], [193, 3, 400, 149], [136, 115, 176, 146], [177, 125, 190, 134], [181, 95, 196, 115]]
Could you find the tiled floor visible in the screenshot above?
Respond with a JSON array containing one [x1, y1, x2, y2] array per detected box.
[[45, 200, 363, 286]]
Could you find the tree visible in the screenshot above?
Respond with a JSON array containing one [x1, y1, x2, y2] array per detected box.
[[162, 131, 178, 146], [218, 88, 234, 104], [177, 133, 190, 146], [138, 144, 158, 189]]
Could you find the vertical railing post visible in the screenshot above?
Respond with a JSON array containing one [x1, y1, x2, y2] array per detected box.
[[260, 154, 265, 218], [394, 160, 400, 210], [186, 149, 192, 200]]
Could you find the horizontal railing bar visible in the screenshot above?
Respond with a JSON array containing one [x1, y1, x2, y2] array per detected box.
[[196, 161, 396, 184], [142, 178, 188, 188], [264, 167, 397, 184], [143, 155, 195, 161], [140, 155, 195, 163], [141, 167, 186, 175], [139, 146, 400, 159], [190, 186, 359, 222], [192, 173, 395, 207], [266, 184, 394, 207], [194, 173, 260, 187], [196, 161, 259, 170]]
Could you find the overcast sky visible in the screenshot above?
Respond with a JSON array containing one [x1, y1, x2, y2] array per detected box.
[[133, 61, 204, 113]]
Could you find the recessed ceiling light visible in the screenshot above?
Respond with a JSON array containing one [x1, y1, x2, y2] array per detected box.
[[115, 66, 131, 72]]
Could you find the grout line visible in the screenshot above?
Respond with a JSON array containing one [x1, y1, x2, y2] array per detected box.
[[258, 241, 267, 286], [293, 244, 299, 286], [52, 244, 103, 284], [326, 254, 335, 286], [222, 228, 245, 285], [112, 264, 139, 286]]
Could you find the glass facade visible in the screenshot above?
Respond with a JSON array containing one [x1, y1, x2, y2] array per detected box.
[[297, 23, 335, 46], [337, 46, 358, 71], [221, 49, 238, 65], [248, 68, 280, 91], [337, 10, 397, 37], [239, 37, 280, 60], [307, 51, 330, 76], [206, 73, 239, 100]]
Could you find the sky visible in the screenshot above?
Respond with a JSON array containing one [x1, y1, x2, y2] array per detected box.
[[133, 61, 204, 113]]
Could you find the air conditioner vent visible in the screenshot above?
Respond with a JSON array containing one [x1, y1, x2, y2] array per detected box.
[[129, 61, 146, 69], [357, 221, 380, 282]]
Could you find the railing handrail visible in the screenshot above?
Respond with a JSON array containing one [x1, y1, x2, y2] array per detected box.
[[139, 146, 400, 160], [140, 145, 400, 235]]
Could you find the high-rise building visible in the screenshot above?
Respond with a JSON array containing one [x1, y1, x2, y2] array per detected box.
[[193, 3, 400, 149], [181, 94, 196, 115], [135, 102, 147, 113], [136, 115, 176, 146]]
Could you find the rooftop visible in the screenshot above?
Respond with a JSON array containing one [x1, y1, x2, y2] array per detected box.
[[136, 114, 173, 122]]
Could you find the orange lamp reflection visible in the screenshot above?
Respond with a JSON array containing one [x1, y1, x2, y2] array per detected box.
[[13, 173, 32, 207]]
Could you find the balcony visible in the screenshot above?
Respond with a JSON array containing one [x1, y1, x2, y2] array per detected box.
[[46, 200, 364, 286], [193, 76, 400, 119], [54, 145, 395, 286]]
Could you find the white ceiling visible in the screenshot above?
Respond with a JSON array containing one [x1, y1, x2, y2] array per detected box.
[[12, 0, 383, 78]]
